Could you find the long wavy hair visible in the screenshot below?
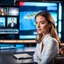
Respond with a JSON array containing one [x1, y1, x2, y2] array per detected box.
[[35, 11, 61, 44]]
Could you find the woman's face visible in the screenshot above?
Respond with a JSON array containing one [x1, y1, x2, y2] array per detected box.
[[0, 8, 4, 12], [36, 15, 51, 35]]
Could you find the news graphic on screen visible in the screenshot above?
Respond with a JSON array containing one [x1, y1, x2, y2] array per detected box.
[[19, 2, 62, 40], [0, 6, 19, 40], [0, 7, 7, 16], [0, 17, 5, 27]]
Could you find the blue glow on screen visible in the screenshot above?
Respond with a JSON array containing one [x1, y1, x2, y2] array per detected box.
[[20, 12, 36, 30], [59, 3, 62, 20], [19, 35, 36, 39], [0, 17, 5, 27], [58, 21, 61, 32], [23, 2, 57, 7]]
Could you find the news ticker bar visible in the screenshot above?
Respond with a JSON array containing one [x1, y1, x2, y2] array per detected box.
[[0, 29, 19, 34]]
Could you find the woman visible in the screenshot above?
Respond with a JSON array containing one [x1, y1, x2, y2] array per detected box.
[[0, 8, 6, 15], [33, 11, 60, 64]]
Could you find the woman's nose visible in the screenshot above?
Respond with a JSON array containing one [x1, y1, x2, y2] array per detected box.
[[37, 23, 40, 28]]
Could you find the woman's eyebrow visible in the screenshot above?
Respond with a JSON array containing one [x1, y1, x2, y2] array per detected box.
[[36, 20, 46, 23], [40, 21, 45, 23]]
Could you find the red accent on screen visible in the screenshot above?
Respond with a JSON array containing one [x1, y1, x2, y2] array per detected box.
[[19, 2, 24, 6]]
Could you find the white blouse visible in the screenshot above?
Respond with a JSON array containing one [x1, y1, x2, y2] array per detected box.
[[33, 34, 59, 64]]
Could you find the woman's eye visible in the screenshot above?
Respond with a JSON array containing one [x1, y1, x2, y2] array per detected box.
[[41, 22, 44, 24]]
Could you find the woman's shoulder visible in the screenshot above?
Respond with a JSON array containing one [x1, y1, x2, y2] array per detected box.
[[50, 37, 58, 42], [42, 34, 58, 45], [48, 36, 58, 45]]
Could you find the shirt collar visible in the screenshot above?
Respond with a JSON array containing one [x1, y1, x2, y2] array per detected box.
[[42, 34, 51, 44]]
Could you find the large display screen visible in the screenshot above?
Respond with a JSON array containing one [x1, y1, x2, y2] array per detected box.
[[19, 2, 62, 40]]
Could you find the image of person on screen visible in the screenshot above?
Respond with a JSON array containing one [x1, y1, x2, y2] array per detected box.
[[8, 18, 17, 27], [33, 11, 60, 64], [0, 8, 6, 15]]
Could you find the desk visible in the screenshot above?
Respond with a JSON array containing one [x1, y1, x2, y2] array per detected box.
[[0, 49, 37, 64]]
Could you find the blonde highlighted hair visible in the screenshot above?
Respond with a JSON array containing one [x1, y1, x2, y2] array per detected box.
[[35, 11, 61, 44]]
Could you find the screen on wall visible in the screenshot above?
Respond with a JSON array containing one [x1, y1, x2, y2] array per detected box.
[[0, 6, 19, 40], [19, 2, 62, 40]]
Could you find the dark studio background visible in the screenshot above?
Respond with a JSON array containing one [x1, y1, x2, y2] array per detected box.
[[0, 0, 62, 5], [0, 0, 63, 44]]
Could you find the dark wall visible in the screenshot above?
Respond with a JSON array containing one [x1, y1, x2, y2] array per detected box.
[[0, 0, 43, 5], [61, 3, 64, 42], [0, 0, 62, 5], [0, 0, 14, 5]]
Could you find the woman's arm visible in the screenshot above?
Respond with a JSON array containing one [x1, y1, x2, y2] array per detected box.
[[38, 39, 59, 64], [33, 44, 40, 63]]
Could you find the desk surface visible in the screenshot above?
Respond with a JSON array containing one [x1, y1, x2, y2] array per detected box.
[[0, 54, 37, 64], [0, 47, 35, 54], [0, 49, 37, 64]]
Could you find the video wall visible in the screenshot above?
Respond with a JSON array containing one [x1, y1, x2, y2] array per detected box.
[[0, 6, 19, 40], [0, 2, 62, 41]]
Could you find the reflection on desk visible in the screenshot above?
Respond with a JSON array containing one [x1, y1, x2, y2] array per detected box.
[[0, 47, 36, 54]]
